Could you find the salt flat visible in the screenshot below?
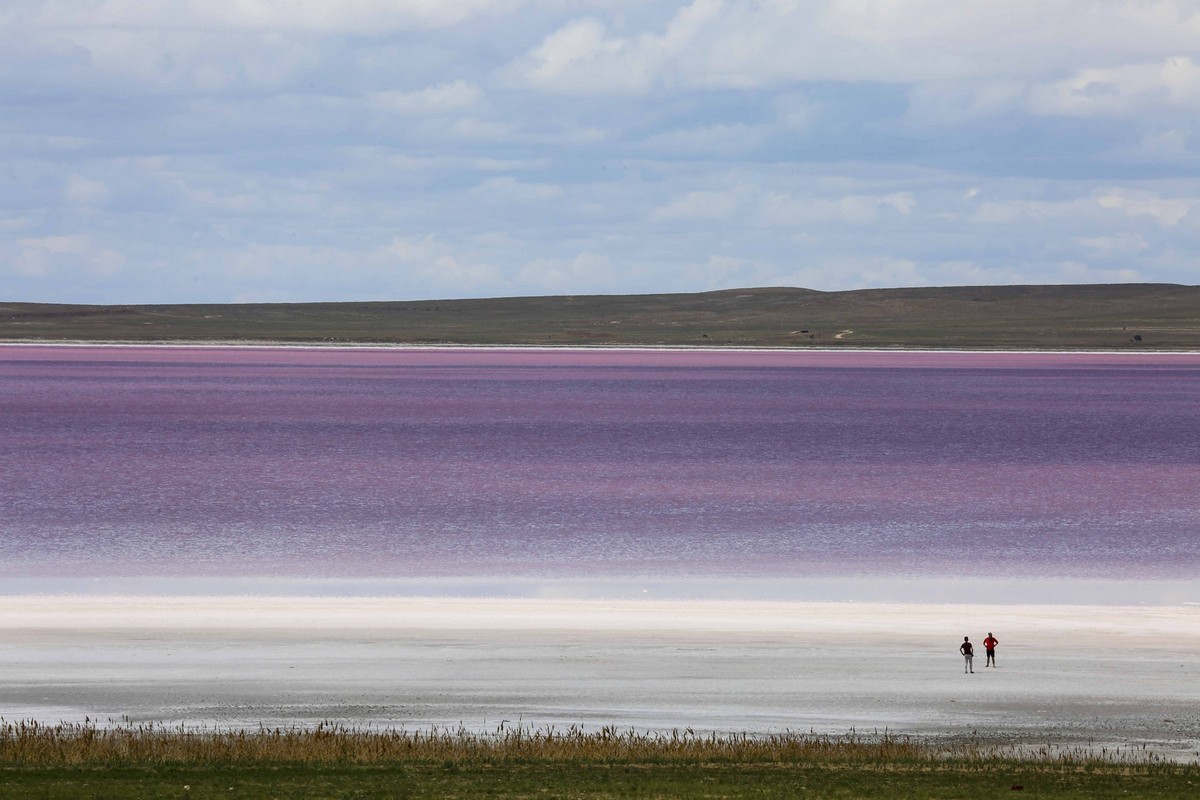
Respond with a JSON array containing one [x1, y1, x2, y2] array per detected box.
[[1, 596, 1197, 760]]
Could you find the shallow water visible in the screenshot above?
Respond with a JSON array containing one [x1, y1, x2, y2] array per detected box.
[[3, 345, 1199, 588]]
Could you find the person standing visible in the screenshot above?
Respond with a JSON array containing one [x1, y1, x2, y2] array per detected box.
[[959, 636, 974, 673], [983, 632, 998, 667]]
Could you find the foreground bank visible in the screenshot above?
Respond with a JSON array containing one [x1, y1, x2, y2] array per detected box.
[[2, 724, 1198, 799]]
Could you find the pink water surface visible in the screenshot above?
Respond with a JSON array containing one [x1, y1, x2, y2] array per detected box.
[[3, 345, 1198, 580]]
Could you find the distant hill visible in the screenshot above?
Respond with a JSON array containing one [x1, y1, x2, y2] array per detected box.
[[2, 283, 1199, 349]]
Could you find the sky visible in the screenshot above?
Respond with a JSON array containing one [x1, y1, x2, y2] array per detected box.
[[2, 1, 1199, 304]]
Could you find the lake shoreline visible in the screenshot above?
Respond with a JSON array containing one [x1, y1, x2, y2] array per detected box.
[[4, 338, 1200, 355], [4, 595, 1198, 762], [3, 575, 1198, 605]]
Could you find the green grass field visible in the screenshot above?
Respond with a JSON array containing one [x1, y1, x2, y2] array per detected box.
[[8, 761, 1200, 799], [2, 722, 1196, 798], [4, 283, 1200, 349]]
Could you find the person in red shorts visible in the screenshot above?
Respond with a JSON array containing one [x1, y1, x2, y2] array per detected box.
[[983, 632, 998, 667]]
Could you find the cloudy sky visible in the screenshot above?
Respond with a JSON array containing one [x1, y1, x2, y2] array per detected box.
[[3, 1, 1199, 303]]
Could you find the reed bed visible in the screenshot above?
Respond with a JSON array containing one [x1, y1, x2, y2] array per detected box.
[[0, 719, 1191, 774]]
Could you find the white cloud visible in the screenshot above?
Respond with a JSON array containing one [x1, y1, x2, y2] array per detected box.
[[445, 117, 517, 141], [504, 1, 1200, 148], [1075, 233, 1149, 257], [5, 2, 1200, 303], [854, 257, 925, 288], [381, 236, 504, 290], [384, 235, 441, 264], [773, 94, 814, 131], [193, 237, 507, 302], [372, 81, 483, 115], [1, 2, 518, 97], [63, 175, 110, 206], [516, 252, 618, 294], [381, 154, 549, 173], [1, 135, 96, 153], [652, 189, 743, 221], [641, 123, 766, 156], [23, 27, 319, 93], [517, 1, 729, 94], [520, 18, 648, 94], [679, 254, 811, 290], [803, 256, 1146, 290], [9, 0, 523, 34], [879, 193, 916, 215], [915, 259, 1027, 286], [470, 176, 563, 202], [1113, 129, 1195, 164], [904, 80, 1026, 126], [1095, 188, 1193, 226], [1055, 261, 1142, 283], [12, 235, 124, 278], [969, 197, 1095, 226], [513, 1, 1200, 95], [1029, 57, 1200, 117], [0, 216, 32, 233], [417, 253, 505, 290], [761, 190, 917, 226]]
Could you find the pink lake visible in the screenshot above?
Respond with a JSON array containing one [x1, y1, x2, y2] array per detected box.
[[3, 345, 1199, 585]]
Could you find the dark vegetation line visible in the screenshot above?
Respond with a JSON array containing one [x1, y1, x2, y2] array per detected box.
[[0, 720, 1192, 768], [4, 723, 1198, 798], [3, 283, 1200, 349]]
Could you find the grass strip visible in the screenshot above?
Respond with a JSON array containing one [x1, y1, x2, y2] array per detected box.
[[2, 721, 1198, 798], [5, 761, 1199, 799]]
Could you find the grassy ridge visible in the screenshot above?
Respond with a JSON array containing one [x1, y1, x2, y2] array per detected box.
[[2, 722, 1198, 799], [4, 283, 1200, 349]]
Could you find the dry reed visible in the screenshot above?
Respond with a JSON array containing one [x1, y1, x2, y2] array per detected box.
[[0, 719, 1189, 772]]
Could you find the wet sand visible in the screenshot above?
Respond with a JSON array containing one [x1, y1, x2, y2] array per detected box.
[[2, 596, 1198, 760]]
